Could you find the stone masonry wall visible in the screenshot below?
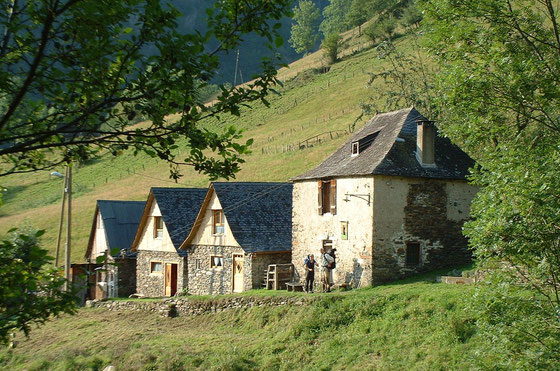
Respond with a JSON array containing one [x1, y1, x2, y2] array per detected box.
[[89, 295, 311, 317], [112, 257, 136, 298], [136, 250, 187, 297], [372, 176, 476, 283], [187, 245, 246, 295], [250, 252, 292, 289]]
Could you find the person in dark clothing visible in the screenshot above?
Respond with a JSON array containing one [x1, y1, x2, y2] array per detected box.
[[303, 254, 318, 293]]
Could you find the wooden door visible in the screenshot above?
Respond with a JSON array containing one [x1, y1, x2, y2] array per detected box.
[[164, 263, 177, 296], [232, 254, 244, 293]]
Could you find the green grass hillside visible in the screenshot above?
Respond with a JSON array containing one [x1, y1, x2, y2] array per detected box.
[[0, 28, 395, 262], [0, 272, 531, 370]]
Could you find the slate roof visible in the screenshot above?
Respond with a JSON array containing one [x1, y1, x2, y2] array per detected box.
[[85, 200, 145, 259], [151, 188, 208, 254], [182, 182, 293, 253], [292, 107, 474, 181]]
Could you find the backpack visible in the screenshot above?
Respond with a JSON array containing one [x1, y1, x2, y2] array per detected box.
[[303, 255, 310, 266], [328, 250, 336, 269]]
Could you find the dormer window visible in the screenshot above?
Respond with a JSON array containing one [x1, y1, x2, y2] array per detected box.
[[351, 131, 380, 156], [351, 142, 359, 156]]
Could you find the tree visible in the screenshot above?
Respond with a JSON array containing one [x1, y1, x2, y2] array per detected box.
[[0, 0, 292, 180], [289, 0, 322, 55], [321, 32, 341, 63], [418, 0, 560, 361], [0, 228, 77, 345], [319, 0, 351, 37]]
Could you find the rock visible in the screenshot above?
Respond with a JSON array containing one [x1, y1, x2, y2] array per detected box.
[[103, 366, 116, 371]]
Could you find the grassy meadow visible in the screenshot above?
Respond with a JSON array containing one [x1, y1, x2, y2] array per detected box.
[[0, 272, 520, 371]]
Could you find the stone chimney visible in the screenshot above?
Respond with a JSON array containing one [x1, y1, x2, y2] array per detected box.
[[416, 120, 436, 167]]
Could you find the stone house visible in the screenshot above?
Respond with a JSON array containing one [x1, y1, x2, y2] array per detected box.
[[81, 200, 145, 300], [291, 107, 477, 287], [130, 187, 207, 297], [180, 182, 293, 295]]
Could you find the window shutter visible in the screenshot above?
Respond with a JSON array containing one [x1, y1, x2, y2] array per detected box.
[[153, 217, 157, 239], [318, 180, 323, 215], [330, 179, 337, 215]]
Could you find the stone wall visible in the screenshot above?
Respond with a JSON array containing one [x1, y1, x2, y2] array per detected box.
[[89, 295, 310, 317], [372, 176, 477, 283], [111, 257, 136, 297], [187, 245, 245, 295], [136, 250, 187, 297], [250, 252, 292, 289], [291, 178, 374, 288]]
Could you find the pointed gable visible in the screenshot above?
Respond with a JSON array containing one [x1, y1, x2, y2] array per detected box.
[[131, 187, 207, 253], [182, 182, 293, 253], [85, 200, 145, 259], [292, 107, 474, 181]]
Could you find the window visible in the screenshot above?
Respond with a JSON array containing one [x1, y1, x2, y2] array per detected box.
[[153, 216, 163, 239], [213, 210, 224, 234], [351, 142, 359, 156], [210, 256, 223, 269], [150, 261, 163, 274], [406, 243, 421, 266], [318, 180, 337, 215], [341, 221, 348, 240], [195, 259, 202, 270]]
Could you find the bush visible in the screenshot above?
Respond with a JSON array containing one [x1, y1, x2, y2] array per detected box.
[[321, 33, 342, 64]]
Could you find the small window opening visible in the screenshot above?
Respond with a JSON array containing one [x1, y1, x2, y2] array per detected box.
[[210, 256, 224, 269], [150, 261, 163, 273], [154, 216, 164, 239], [341, 221, 348, 240], [213, 210, 224, 234], [195, 259, 202, 270], [406, 243, 421, 266], [351, 142, 359, 156]]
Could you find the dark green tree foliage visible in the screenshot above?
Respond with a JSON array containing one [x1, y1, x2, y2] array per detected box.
[[319, 0, 351, 36], [400, 2, 422, 28], [0, 0, 292, 180], [418, 0, 560, 360], [321, 32, 341, 63], [0, 229, 77, 345], [289, 0, 322, 54]]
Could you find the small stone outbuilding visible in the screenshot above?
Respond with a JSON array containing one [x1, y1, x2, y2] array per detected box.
[[180, 182, 293, 295], [291, 107, 477, 287], [82, 200, 145, 300], [130, 187, 207, 297]]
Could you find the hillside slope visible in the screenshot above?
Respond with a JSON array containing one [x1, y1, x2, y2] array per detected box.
[[0, 29, 400, 262], [0, 273, 535, 370]]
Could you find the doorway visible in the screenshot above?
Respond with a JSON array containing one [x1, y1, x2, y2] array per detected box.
[[232, 254, 244, 293], [164, 263, 178, 296]]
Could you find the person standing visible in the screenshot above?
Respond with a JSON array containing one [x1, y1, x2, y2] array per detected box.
[[303, 254, 318, 293], [320, 247, 334, 292]]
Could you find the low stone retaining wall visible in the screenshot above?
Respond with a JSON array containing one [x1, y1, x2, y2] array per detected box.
[[88, 295, 311, 317]]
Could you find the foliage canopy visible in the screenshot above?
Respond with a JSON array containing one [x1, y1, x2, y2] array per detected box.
[[0, 0, 292, 180]]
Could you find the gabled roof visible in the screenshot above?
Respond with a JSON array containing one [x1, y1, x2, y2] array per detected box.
[[181, 182, 293, 253], [85, 200, 145, 259], [130, 187, 207, 254], [292, 107, 474, 181]]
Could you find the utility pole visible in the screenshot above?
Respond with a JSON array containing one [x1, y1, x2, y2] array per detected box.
[[234, 49, 240, 86], [54, 168, 69, 267], [65, 165, 72, 290]]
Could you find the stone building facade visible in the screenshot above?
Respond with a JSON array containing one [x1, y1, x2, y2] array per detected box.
[[131, 187, 207, 297], [135, 250, 187, 297], [291, 108, 477, 287], [182, 183, 293, 295]]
